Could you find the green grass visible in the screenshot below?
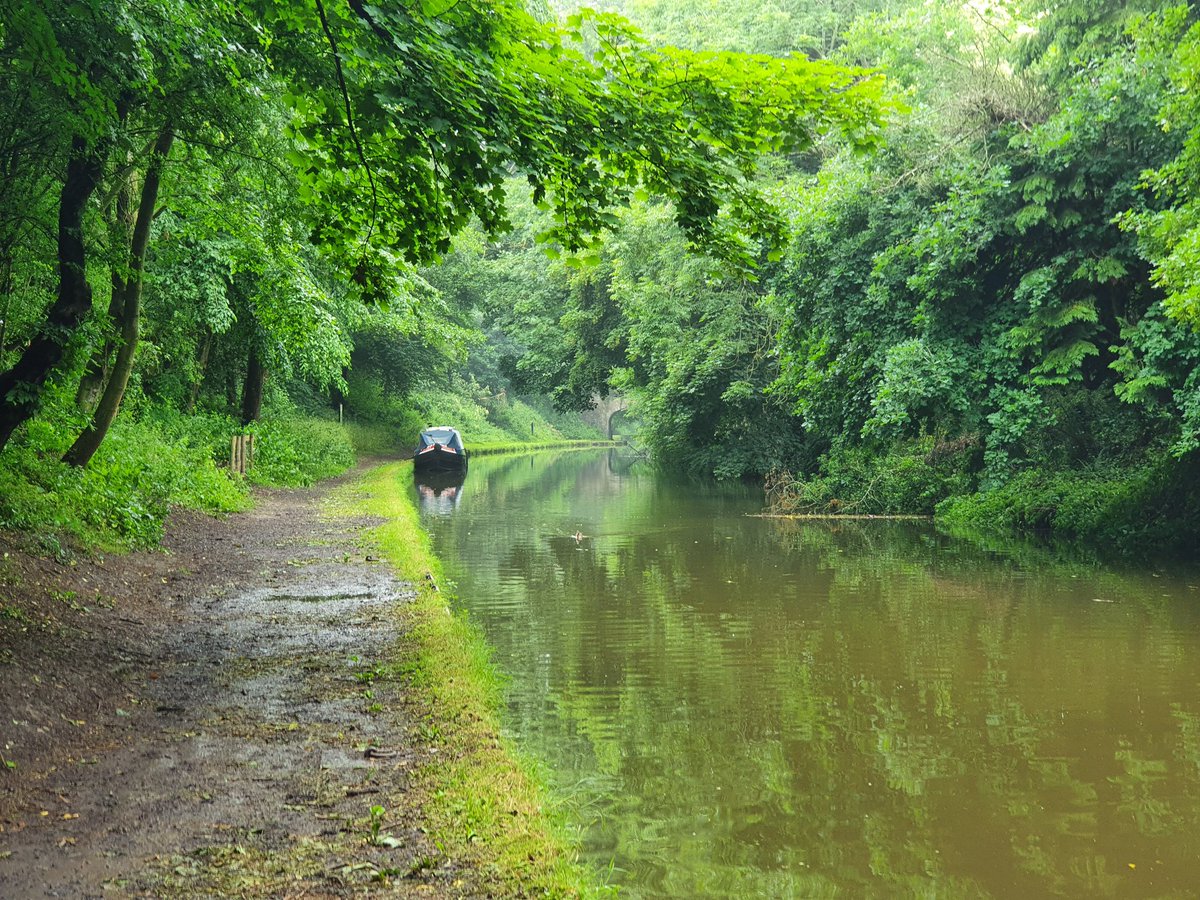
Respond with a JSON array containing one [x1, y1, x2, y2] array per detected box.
[[470, 439, 615, 457], [341, 462, 611, 897]]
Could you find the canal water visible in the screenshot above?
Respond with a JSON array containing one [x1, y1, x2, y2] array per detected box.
[[413, 449, 1200, 898]]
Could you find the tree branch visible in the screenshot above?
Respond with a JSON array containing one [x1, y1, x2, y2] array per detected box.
[[315, 0, 378, 248]]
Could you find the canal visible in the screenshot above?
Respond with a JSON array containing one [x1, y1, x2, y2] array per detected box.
[[413, 448, 1200, 897]]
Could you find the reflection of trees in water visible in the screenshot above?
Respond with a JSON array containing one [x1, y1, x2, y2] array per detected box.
[[433, 452, 1200, 896], [601, 546, 1193, 891]]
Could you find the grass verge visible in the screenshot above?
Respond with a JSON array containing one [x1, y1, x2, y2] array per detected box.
[[341, 462, 609, 897], [470, 439, 615, 457]]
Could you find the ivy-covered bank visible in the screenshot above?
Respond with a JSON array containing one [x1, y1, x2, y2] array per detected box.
[[345, 462, 610, 897]]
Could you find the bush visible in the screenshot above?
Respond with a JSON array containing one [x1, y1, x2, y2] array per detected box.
[[139, 406, 244, 465], [937, 453, 1200, 555], [246, 417, 357, 487], [0, 418, 248, 551], [0, 402, 364, 550], [768, 439, 976, 515]]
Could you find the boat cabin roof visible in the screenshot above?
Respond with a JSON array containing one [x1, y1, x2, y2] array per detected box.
[[417, 427, 464, 451]]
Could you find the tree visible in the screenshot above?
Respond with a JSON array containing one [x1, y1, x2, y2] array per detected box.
[[62, 126, 174, 465], [0, 0, 886, 457], [0, 0, 261, 453]]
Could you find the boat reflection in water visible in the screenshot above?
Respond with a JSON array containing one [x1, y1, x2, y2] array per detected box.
[[414, 471, 466, 516]]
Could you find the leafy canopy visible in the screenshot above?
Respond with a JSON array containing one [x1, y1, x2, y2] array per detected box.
[[262, 0, 889, 285]]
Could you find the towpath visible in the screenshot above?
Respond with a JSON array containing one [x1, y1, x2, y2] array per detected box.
[[0, 467, 480, 897]]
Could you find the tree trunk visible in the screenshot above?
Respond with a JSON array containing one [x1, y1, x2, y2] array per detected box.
[[0, 250, 13, 361], [241, 341, 265, 426], [225, 360, 238, 411], [75, 169, 135, 412], [64, 127, 173, 468], [186, 329, 212, 414], [0, 137, 105, 453]]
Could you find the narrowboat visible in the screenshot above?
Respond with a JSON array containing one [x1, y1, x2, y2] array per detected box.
[[412, 426, 468, 473]]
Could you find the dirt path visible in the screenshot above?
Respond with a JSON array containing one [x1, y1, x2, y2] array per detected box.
[[0, 468, 477, 897]]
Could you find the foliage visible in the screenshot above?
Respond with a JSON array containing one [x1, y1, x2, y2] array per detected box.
[[263, 0, 887, 284], [244, 416, 356, 488], [590, 0, 907, 58], [768, 438, 976, 516], [937, 454, 1200, 556], [769, 8, 1180, 478], [0, 395, 371, 548], [3, 0, 1200, 557], [445, 185, 803, 477], [462, 0, 1200, 553], [0, 0, 887, 475], [0, 416, 247, 550]]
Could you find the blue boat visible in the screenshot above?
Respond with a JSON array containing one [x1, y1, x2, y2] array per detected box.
[[413, 426, 468, 473]]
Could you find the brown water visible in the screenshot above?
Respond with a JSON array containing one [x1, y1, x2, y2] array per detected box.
[[414, 449, 1200, 898]]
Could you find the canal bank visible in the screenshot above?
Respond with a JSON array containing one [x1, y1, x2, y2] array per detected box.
[[351, 461, 608, 897], [0, 459, 606, 898]]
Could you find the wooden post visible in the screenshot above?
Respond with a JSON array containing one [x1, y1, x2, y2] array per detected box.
[[230, 434, 255, 474]]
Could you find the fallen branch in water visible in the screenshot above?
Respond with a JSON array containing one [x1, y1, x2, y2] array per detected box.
[[748, 513, 932, 520]]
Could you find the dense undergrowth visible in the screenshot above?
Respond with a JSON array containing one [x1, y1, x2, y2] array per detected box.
[[937, 455, 1200, 557], [765, 437, 975, 518], [766, 436, 1200, 557]]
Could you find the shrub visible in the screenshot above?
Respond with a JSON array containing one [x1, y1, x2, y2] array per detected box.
[[0, 403, 364, 550], [246, 417, 357, 487], [768, 439, 976, 515], [936, 453, 1200, 555], [0, 418, 248, 550]]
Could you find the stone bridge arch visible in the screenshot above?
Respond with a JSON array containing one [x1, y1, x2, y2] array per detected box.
[[580, 394, 627, 439]]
